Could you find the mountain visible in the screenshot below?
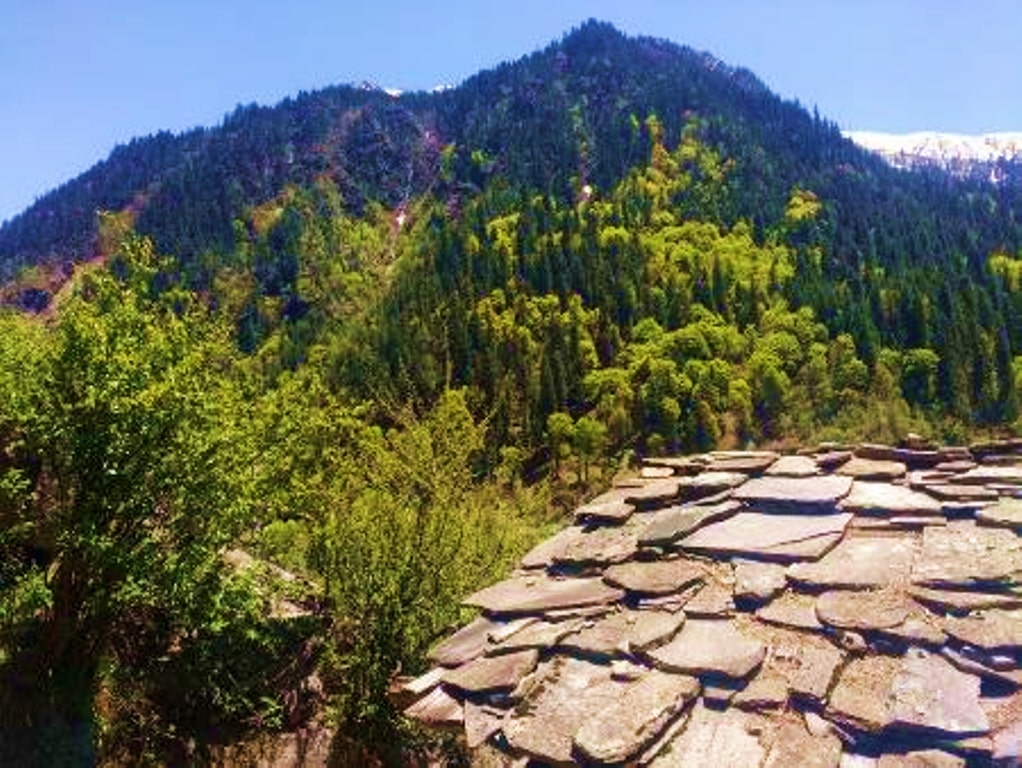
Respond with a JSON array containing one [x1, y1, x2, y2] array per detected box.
[[847, 130, 1022, 184], [3, 20, 1019, 283]]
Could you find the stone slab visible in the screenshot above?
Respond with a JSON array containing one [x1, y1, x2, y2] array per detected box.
[[486, 618, 585, 655], [838, 456, 908, 480], [924, 484, 999, 502], [827, 654, 903, 732], [502, 657, 617, 764], [639, 500, 742, 546], [766, 454, 820, 477], [908, 585, 1022, 614], [889, 649, 989, 736], [815, 589, 914, 631], [787, 534, 920, 589], [573, 497, 635, 524], [646, 619, 765, 679], [733, 559, 788, 602], [943, 610, 1022, 652], [677, 471, 748, 500], [621, 477, 684, 506], [404, 685, 464, 728], [557, 607, 685, 657], [910, 522, 1022, 588], [429, 615, 529, 666], [876, 751, 964, 767], [603, 557, 707, 595], [464, 701, 505, 749], [647, 701, 769, 767], [732, 474, 853, 511], [951, 465, 1022, 485], [840, 481, 942, 516], [519, 521, 639, 569], [706, 450, 780, 474], [977, 496, 1022, 531], [683, 579, 736, 618], [763, 716, 843, 768], [755, 592, 824, 632], [680, 511, 852, 562], [464, 575, 624, 616], [573, 670, 700, 764], [441, 649, 539, 694]]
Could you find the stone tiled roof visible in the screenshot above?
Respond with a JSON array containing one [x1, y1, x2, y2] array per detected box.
[[401, 441, 1022, 766]]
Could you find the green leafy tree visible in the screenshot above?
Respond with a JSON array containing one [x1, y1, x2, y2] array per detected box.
[[573, 415, 606, 484]]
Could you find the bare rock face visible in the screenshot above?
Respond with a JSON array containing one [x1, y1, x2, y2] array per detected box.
[[646, 619, 765, 679], [573, 670, 700, 763], [732, 474, 853, 511]]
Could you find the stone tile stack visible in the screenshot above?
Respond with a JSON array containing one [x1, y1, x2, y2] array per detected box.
[[401, 440, 1022, 766]]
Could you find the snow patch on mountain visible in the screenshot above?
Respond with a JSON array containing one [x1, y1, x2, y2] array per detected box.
[[845, 130, 1022, 182]]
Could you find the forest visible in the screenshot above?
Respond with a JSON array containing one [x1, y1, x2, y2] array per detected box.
[[2, 19, 1022, 765]]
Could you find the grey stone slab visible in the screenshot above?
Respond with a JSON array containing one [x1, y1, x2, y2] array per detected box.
[[519, 520, 640, 569], [766, 454, 820, 477], [827, 654, 903, 732], [404, 685, 464, 728], [857, 443, 942, 468], [442, 649, 539, 694], [787, 535, 920, 589], [733, 474, 853, 511], [840, 481, 942, 516], [755, 591, 825, 632], [941, 647, 1022, 689], [952, 465, 1022, 485], [733, 559, 788, 602], [502, 657, 617, 764], [943, 610, 1022, 652], [464, 701, 505, 749], [763, 716, 843, 768], [908, 585, 1022, 614], [573, 497, 634, 524], [876, 616, 948, 648], [732, 670, 789, 711], [838, 456, 908, 480], [572, 669, 700, 764], [707, 450, 780, 474], [677, 470, 748, 500], [752, 623, 845, 704], [815, 589, 915, 631], [876, 751, 964, 767], [889, 649, 989, 736], [646, 618, 765, 679], [486, 617, 586, 655], [680, 511, 852, 562], [464, 574, 624, 616], [429, 615, 526, 666], [993, 721, 1022, 763], [638, 499, 742, 546], [647, 701, 770, 767], [683, 579, 736, 618], [603, 557, 707, 595], [815, 450, 853, 470], [557, 607, 685, 657], [641, 465, 677, 479], [643, 456, 708, 475], [910, 522, 1022, 588], [977, 496, 1022, 531], [924, 483, 999, 502], [621, 477, 684, 506]]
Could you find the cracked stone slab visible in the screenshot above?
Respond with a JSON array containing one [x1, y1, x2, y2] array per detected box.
[[646, 618, 765, 679], [603, 557, 707, 595], [639, 499, 742, 546], [910, 522, 1022, 588], [889, 649, 989, 736], [680, 511, 852, 562], [787, 534, 920, 589], [557, 607, 686, 657], [502, 656, 617, 764], [839, 481, 942, 516], [429, 615, 533, 666], [404, 685, 464, 728], [573, 669, 701, 763], [827, 654, 903, 732], [486, 617, 586, 655], [815, 589, 915, 631], [747, 623, 845, 705], [647, 701, 770, 767], [683, 578, 736, 617], [441, 649, 539, 695], [464, 574, 624, 616], [464, 701, 506, 749], [732, 474, 853, 511], [763, 715, 843, 768], [732, 670, 789, 711], [838, 456, 908, 480], [677, 471, 748, 501]]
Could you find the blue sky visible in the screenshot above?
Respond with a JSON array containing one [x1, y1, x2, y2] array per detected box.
[[2, 0, 1021, 224]]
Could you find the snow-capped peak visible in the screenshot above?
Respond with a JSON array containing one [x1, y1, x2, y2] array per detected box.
[[844, 130, 1022, 183]]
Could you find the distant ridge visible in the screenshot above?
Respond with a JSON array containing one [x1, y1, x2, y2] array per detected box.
[[846, 130, 1022, 182]]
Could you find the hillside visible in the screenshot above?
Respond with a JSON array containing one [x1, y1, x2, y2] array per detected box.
[[2, 19, 1022, 765]]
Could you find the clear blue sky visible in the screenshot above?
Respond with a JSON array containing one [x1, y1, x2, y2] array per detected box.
[[2, 0, 1021, 224]]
